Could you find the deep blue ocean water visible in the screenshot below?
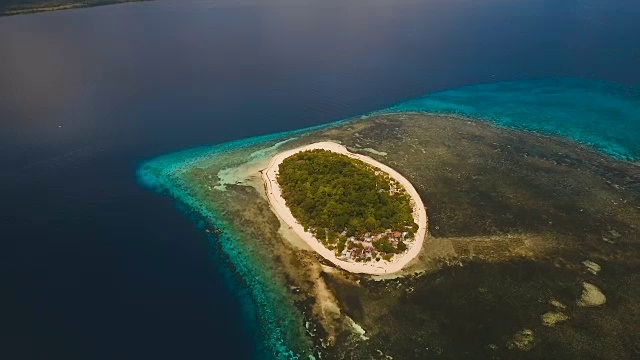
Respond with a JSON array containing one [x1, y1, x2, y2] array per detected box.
[[1, 0, 639, 359]]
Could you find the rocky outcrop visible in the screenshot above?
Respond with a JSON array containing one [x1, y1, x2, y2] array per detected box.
[[582, 260, 601, 275], [507, 329, 534, 351], [577, 282, 606, 307], [541, 312, 569, 327], [550, 298, 566, 309]]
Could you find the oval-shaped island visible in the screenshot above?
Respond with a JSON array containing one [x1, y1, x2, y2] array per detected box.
[[262, 142, 427, 274]]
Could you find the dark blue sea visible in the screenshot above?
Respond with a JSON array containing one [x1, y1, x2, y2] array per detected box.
[[2, 0, 639, 359]]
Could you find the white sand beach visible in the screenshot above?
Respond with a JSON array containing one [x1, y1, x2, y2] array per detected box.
[[261, 141, 427, 274]]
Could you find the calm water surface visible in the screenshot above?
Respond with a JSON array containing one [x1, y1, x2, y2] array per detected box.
[[1, 0, 639, 358]]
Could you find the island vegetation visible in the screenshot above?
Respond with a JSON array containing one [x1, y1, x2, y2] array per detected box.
[[277, 149, 418, 261], [0, 0, 151, 16]]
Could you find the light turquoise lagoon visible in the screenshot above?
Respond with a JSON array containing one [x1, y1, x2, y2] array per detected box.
[[378, 78, 640, 161]]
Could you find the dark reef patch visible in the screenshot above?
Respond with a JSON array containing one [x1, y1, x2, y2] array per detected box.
[[315, 114, 639, 359]]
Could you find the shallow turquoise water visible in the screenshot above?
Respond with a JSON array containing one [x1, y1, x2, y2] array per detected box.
[[137, 78, 640, 358], [137, 124, 351, 359], [378, 78, 640, 160], [138, 143, 295, 359]]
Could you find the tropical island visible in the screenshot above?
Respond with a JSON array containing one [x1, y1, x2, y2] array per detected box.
[[0, 0, 151, 16], [262, 142, 427, 274], [279, 149, 418, 261], [138, 79, 640, 359]]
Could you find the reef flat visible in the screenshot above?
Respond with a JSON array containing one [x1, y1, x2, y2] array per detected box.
[[138, 79, 640, 359]]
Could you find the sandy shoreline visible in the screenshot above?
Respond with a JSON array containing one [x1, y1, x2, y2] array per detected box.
[[261, 141, 427, 274]]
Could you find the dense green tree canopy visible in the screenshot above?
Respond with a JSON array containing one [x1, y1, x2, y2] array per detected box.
[[278, 149, 417, 237]]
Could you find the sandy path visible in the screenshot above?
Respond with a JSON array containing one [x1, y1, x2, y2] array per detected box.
[[261, 141, 427, 274]]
